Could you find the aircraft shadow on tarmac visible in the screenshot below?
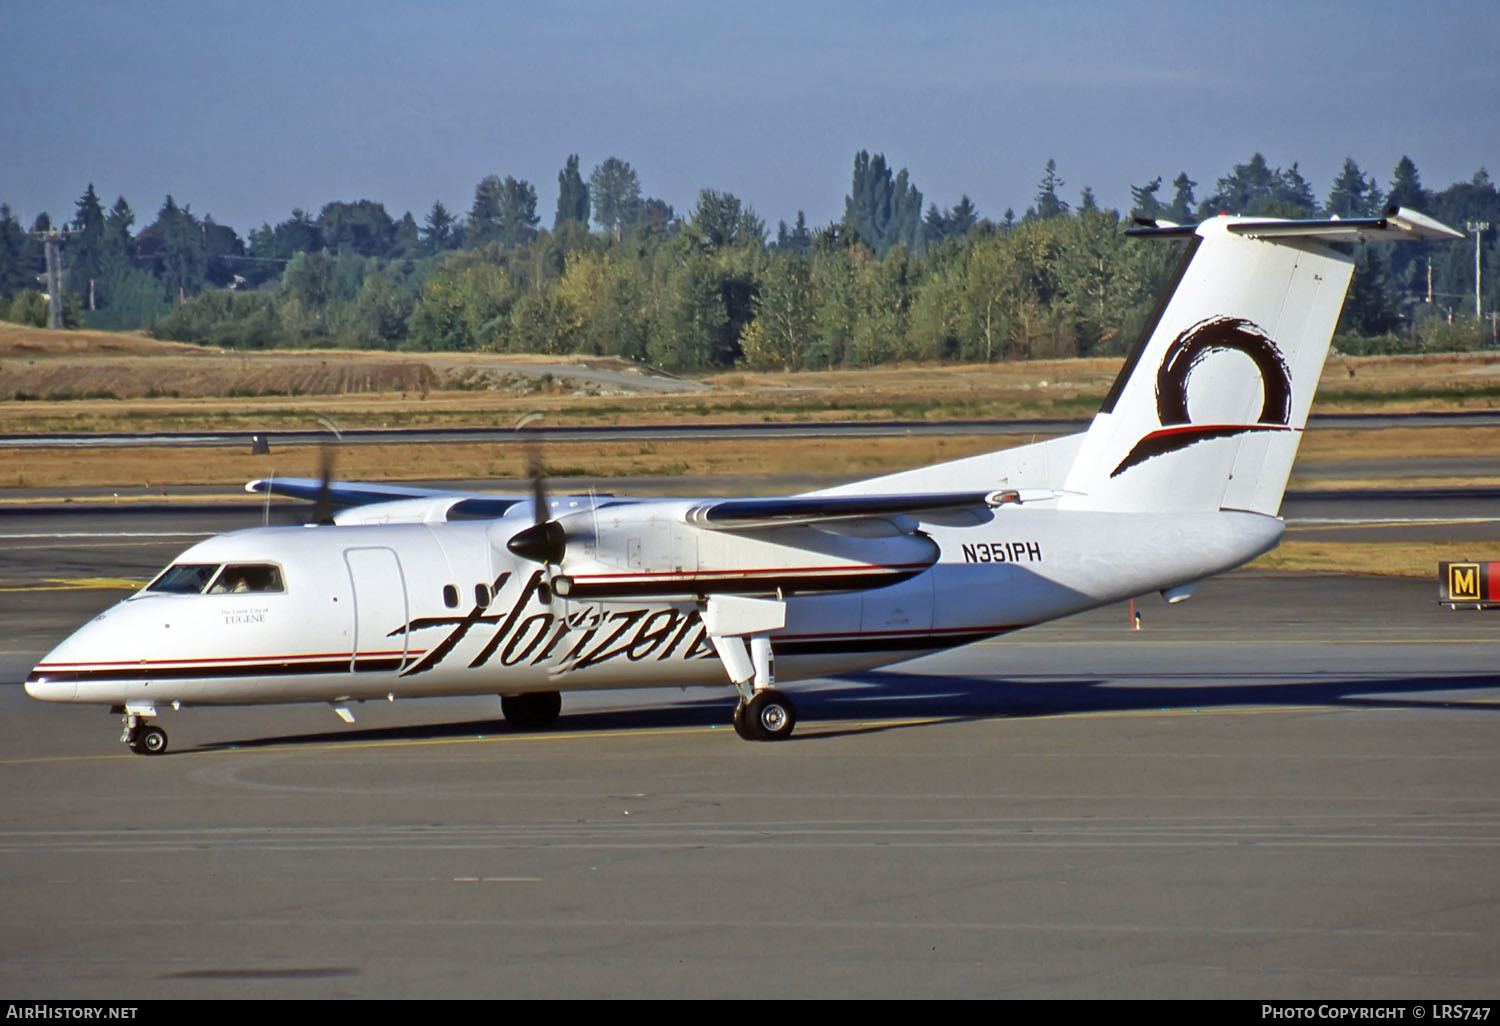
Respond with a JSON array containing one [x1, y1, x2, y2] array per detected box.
[[192, 669, 1500, 753]]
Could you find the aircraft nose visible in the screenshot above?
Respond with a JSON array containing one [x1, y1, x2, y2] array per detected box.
[[25, 668, 76, 702], [25, 620, 107, 703]]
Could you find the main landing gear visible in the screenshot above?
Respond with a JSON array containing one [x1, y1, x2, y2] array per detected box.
[[733, 688, 797, 742], [501, 690, 562, 731], [121, 712, 168, 756]]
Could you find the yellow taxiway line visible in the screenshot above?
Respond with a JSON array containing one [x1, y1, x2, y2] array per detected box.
[[0, 577, 144, 592]]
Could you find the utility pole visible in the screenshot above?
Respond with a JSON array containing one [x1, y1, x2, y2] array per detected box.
[[1466, 221, 1489, 320], [28, 225, 74, 329]]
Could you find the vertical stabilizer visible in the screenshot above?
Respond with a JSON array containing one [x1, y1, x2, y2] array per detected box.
[[1060, 209, 1462, 515]]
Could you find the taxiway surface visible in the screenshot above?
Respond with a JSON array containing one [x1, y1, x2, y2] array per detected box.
[[2, 504, 1498, 998]]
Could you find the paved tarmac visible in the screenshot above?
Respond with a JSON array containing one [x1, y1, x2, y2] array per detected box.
[[2, 496, 1498, 999], [6, 408, 1500, 450]]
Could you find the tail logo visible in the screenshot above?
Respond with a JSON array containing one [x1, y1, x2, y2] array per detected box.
[[1110, 316, 1293, 477]]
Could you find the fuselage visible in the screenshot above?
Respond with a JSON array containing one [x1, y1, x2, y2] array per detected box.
[[25, 501, 1283, 711]]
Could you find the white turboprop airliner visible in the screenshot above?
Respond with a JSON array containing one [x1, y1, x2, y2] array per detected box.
[[26, 208, 1462, 753]]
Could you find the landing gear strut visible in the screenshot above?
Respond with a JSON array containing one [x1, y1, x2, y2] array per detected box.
[[121, 713, 168, 756], [501, 691, 562, 730]]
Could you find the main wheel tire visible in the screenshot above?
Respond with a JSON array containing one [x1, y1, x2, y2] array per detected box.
[[501, 691, 562, 730], [732, 701, 761, 741], [136, 725, 168, 756], [744, 689, 796, 742]]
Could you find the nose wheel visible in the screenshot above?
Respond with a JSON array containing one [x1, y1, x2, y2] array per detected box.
[[733, 688, 796, 741]]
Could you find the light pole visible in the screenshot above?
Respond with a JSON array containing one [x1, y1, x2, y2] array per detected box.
[[1466, 221, 1489, 320], [28, 225, 74, 330]]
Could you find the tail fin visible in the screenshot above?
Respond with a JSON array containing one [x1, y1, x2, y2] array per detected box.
[[1059, 208, 1463, 515]]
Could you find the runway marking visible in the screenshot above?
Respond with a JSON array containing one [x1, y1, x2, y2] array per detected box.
[[0, 577, 144, 592]]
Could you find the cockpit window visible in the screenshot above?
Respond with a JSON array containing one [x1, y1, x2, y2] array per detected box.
[[208, 564, 285, 594], [146, 564, 221, 594]]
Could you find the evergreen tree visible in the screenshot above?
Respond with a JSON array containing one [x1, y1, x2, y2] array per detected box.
[[92, 196, 144, 302], [1327, 157, 1383, 218], [421, 200, 458, 253], [1031, 159, 1069, 220], [495, 177, 540, 249], [773, 212, 813, 256], [103, 197, 135, 263], [200, 215, 246, 288], [843, 151, 923, 256], [68, 185, 108, 309], [1268, 163, 1318, 216], [391, 211, 421, 258], [1387, 156, 1427, 210], [138, 196, 206, 301], [1167, 173, 1197, 222], [1386, 157, 1431, 303], [1203, 153, 1276, 215], [554, 154, 590, 230], [923, 203, 950, 242], [1338, 247, 1399, 337], [271, 209, 323, 259], [0, 205, 33, 299], [948, 196, 979, 236], [924, 196, 979, 243], [1130, 177, 1164, 220]]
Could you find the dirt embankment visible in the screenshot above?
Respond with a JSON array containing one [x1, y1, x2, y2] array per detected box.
[[0, 325, 688, 401]]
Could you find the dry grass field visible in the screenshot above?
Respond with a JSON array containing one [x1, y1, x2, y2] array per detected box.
[[4, 325, 1498, 577], [4, 323, 1499, 437]]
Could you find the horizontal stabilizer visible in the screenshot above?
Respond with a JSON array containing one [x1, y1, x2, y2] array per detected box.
[[1129, 206, 1464, 244]]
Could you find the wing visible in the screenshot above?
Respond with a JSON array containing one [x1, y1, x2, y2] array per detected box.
[[681, 490, 1015, 530], [246, 477, 529, 519]]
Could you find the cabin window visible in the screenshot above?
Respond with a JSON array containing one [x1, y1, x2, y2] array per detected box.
[[475, 584, 491, 607], [146, 564, 221, 594], [208, 564, 285, 594], [443, 585, 459, 609]]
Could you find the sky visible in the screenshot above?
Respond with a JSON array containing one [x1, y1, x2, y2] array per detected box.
[[2, 0, 1496, 237]]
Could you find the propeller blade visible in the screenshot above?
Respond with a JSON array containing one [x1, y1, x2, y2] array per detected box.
[[312, 441, 336, 525], [529, 452, 549, 528], [312, 415, 341, 526]]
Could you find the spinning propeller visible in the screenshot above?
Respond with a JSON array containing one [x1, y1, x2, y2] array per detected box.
[[504, 414, 569, 603], [310, 415, 342, 525]]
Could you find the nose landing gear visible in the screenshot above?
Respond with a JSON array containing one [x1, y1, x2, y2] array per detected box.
[[121, 711, 168, 756]]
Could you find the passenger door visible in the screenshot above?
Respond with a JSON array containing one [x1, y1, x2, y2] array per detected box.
[[343, 547, 410, 672]]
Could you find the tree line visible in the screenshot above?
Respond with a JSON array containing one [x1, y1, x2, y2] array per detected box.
[[1, 151, 1495, 370]]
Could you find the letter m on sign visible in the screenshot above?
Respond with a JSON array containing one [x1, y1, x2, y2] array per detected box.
[[1444, 562, 1482, 602]]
